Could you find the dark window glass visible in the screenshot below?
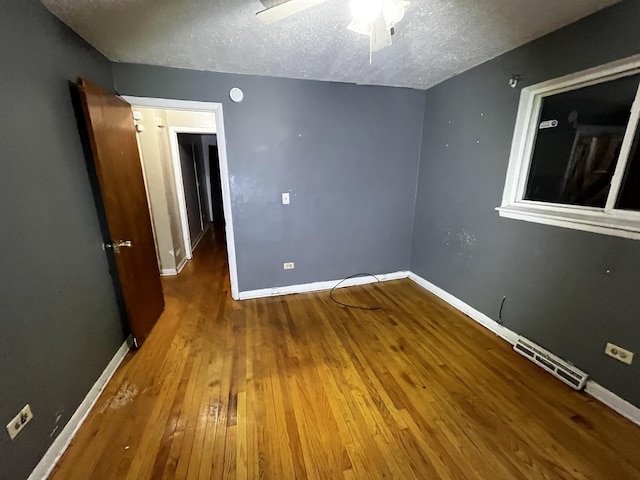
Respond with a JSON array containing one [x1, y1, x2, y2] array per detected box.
[[524, 74, 639, 207], [616, 122, 640, 211]]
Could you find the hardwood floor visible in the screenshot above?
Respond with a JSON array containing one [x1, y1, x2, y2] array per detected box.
[[50, 230, 640, 479]]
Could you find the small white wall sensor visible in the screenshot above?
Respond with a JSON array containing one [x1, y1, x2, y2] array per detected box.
[[230, 87, 244, 103]]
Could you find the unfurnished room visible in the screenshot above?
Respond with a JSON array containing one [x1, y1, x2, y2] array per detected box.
[[2, 0, 640, 479]]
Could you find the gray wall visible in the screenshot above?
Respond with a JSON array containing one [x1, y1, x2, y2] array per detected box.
[[112, 64, 425, 291], [411, 0, 640, 407], [0, 2, 125, 479]]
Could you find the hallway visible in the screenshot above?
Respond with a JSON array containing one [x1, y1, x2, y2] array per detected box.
[[50, 230, 640, 479]]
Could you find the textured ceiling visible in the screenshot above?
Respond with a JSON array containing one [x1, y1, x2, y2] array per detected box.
[[42, 0, 618, 90]]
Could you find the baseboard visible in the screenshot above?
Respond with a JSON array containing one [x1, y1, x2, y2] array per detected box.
[[28, 337, 132, 480], [585, 381, 640, 426], [191, 229, 206, 252], [238, 271, 410, 300], [407, 272, 519, 345], [161, 255, 189, 276], [176, 256, 188, 274]]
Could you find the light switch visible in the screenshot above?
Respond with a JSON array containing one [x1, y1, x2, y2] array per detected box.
[[282, 192, 290, 205]]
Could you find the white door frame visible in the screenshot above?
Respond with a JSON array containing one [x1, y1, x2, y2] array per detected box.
[[168, 125, 213, 259], [121, 96, 240, 300]]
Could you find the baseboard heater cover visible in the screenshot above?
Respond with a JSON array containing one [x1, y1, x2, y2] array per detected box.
[[514, 337, 588, 390]]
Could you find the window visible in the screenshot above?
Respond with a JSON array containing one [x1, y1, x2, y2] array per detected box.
[[498, 55, 640, 240]]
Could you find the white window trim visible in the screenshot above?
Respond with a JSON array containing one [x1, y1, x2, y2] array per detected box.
[[497, 54, 640, 240]]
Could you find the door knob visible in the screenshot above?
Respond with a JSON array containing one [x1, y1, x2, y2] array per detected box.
[[104, 240, 133, 254]]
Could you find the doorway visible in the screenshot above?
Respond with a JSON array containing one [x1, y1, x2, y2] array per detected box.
[[175, 133, 225, 252], [177, 133, 207, 251], [124, 97, 239, 300]]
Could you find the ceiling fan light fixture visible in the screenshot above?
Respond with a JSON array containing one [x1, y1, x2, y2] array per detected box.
[[350, 0, 383, 24], [382, 0, 409, 25], [348, 0, 409, 61], [347, 19, 372, 36]]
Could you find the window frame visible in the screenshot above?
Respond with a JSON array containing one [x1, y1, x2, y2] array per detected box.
[[497, 54, 640, 240]]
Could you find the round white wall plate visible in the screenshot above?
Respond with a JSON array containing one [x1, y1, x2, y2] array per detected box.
[[230, 87, 244, 103]]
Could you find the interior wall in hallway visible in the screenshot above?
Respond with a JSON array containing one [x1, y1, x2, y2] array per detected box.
[[133, 108, 216, 273], [177, 133, 207, 249]]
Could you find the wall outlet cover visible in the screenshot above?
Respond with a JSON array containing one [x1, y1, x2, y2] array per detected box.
[[283, 262, 295, 270], [605, 342, 634, 365], [6, 404, 33, 440]]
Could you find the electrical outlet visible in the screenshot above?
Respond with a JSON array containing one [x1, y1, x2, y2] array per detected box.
[[6, 404, 33, 440], [605, 342, 634, 365], [283, 262, 295, 270]]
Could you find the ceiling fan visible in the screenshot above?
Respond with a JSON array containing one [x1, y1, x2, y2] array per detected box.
[[256, 0, 410, 59]]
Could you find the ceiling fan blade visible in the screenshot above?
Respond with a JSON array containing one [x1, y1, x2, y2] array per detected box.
[[256, 0, 330, 24], [370, 14, 392, 52]]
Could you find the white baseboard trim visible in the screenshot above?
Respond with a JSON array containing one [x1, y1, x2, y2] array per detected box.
[[407, 272, 519, 345], [176, 256, 188, 274], [161, 254, 189, 276], [238, 271, 410, 301], [585, 381, 640, 426], [191, 229, 206, 252], [29, 338, 132, 480]]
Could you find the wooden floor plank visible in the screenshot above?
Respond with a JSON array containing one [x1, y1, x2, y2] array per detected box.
[[49, 228, 640, 480]]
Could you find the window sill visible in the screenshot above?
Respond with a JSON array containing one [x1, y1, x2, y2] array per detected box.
[[496, 204, 640, 240]]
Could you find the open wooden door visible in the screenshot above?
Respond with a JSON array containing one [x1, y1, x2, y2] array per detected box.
[[77, 78, 164, 348]]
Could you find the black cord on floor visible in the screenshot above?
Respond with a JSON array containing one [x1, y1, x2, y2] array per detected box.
[[329, 273, 382, 311]]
